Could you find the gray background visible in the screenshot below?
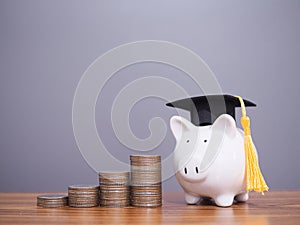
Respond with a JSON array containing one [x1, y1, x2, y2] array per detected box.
[[0, 0, 299, 192]]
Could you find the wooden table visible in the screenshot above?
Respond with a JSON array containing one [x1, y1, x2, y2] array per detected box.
[[0, 191, 299, 224]]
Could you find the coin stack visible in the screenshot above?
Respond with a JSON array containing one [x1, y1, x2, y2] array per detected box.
[[130, 155, 162, 207], [37, 194, 68, 208], [68, 184, 99, 207], [99, 172, 130, 207]]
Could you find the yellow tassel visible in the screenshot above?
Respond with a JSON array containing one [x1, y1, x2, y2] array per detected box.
[[236, 96, 269, 194]]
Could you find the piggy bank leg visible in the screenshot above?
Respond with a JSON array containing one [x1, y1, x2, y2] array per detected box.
[[235, 192, 249, 202], [214, 194, 234, 207], [185, 192, 201, 205]]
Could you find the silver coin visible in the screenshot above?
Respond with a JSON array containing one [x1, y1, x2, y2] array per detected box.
[[37, 194, 68, 200], [68, 184, 99, 189], [37, 194, 68, 208]]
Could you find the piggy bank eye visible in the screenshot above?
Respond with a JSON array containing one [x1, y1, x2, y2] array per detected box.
[[186, 140, 190, 143], [204, 139, 207, 143]]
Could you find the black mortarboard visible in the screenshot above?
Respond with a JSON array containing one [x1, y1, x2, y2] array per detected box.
[[166, 94, 256, 126]]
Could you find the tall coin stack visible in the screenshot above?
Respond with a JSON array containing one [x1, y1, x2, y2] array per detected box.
[[130, 155, 162, 207], [68, 185, 100, 207], [99, 172, 130, 207]]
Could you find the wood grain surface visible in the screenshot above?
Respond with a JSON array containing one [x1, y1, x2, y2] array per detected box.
[[0, 191, 299, 224]]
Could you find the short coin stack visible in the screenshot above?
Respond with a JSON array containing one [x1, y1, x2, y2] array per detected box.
[[99, 172, 130, 207], [37, 194, 68, 208], [68, 184, 99, 207], [130, 155, 162, 207]]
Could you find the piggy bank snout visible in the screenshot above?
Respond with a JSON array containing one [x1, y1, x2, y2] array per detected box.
[[178, 159, 206, 182]]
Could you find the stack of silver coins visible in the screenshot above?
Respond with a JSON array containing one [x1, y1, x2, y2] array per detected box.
[[99, 172, 130, 207], [37, 194, 68, 208], [68, 184, 99, 207], [130, 155, 162, 207]]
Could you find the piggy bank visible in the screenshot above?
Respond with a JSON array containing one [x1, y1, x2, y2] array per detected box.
[[170, 114, 249, 207]]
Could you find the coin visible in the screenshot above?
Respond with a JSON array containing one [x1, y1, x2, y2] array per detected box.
[[130, 155, 162, 207], [99, 171, 130, 208], [68, 184, 99, 208], [37, 194, 68, 208]]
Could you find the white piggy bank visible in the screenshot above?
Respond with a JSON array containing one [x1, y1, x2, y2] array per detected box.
[[170, 114, 250, 207]]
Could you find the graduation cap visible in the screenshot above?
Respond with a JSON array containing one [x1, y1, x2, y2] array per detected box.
[[166, 94, 268, 193], [166, 94, 256, 126]]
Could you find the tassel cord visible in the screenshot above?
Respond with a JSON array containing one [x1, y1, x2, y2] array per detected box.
[[235, 96, 269, 194]]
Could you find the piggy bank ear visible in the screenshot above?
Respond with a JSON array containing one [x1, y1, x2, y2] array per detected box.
[[170, 116, 194, 141], [211, 114, 237, 138]]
